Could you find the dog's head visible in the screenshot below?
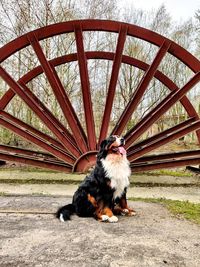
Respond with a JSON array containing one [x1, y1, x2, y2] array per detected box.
[[97, 135, 126, 160]]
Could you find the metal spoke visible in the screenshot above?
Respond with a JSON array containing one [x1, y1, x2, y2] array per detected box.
[[112, 39, 171, 136], [125, 71, 200, 148], [131, 157, 200, 172], [0, 66, 80, 157], [132, 150, 200, 164], [0, 151, 71, 172], [99, 25, 128, 142], [128, 120, 200, 162], [28, 33, 88, 153], [0, 20, 200, 172], [74, 23, 97, 150], [127, 117, 196, 155], [0, 113, 75, 165], [0, 110, 67, 151]]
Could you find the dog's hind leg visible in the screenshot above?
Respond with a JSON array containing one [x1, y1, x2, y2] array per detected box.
[[87, 194, 98, 208]]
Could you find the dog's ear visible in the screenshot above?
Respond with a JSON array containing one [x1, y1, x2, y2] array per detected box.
[[97, 139, 108, 161], [100, 140, 108, 150], [100, 136, 117, 150]]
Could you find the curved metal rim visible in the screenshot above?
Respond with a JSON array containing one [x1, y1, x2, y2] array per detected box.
[[1, 51, 199, 132], [0, 20, 200, 172], [0, 19, 200, 72]]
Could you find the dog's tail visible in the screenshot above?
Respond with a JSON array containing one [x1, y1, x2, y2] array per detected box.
[[56, 204, 75, 222]]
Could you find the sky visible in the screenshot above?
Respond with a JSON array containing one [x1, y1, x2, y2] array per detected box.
[[119, 0, 200, 21]]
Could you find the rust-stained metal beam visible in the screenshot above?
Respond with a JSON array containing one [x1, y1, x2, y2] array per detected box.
[[0, 115, 75, 165], [0, 144, 69, 165], [0, 80, 77, 148], [1, 52, 199, 144], [0, 152, 71, 172], [28, 33, 88, 153], [128, 120, 200, 162], [125, 71, 200, 148], [127, 117, 196, 155], [0, 144, 52, 158], [131, 158, 200, 172], [112, 39, 171, 136], [99, 25, 128, 142], [74, 23, 97, 150], [131, 150, 200, 164], [0, 66, 80, 157], [0, 111, 66, 152]]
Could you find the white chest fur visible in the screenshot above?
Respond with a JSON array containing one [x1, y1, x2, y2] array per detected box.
[[101, 155, 131, 199]]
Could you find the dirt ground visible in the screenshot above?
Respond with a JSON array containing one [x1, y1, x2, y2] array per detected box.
[[0, 195, 200, 267]]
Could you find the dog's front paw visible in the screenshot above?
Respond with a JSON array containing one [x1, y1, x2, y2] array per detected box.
[[121, 209, 129, 216], [101, 215, 109, 222], [121, 208, 136, 216], [128, 210, 136, 216], [108, 216, 118, 223]]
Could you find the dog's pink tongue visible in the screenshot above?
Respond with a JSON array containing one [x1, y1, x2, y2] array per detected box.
[[118, 146, 126, 155]]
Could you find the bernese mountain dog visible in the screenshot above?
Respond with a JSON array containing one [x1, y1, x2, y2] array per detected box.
[[56, 135, 135, 223]]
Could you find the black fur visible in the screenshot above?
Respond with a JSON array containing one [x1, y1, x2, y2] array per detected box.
[[56, 204, 75, 220], [56, 136, 126, 221]]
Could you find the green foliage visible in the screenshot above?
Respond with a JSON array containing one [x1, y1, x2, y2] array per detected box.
[[166, 200, 200, 224], [130, 197, 200, 225], [138, 169, 194, 177]]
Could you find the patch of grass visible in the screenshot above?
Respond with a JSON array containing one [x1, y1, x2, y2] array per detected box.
[[129, 197, 200, 225], [1, 166, 195, 177], [0, 167, 59, 173], [134, 169, 194, 177], [0, 178, 81, 185], [166, 200, 200, 224], [0, 178, 198, 188]]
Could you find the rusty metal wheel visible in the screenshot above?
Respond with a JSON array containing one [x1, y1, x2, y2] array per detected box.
[[0, 20, 200, 173]]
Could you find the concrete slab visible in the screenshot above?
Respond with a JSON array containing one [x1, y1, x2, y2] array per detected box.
[[0, 170, 199, 186], [0, 196, 199, 267], [0, 183, 200, 203]]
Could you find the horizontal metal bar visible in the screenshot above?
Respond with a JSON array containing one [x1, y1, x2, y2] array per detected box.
[[0, 144, 71, 167], [128, 120, 200, 162], [0, 152, 72, 173], [0, 144, 52, 157], [0, 111, 66, 152], [131, 157, 200, 172], [131, 150, 200, 164], [127, 117, 196, 155], [0, 210, 54, 215], [0, 116, 75, 165]]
